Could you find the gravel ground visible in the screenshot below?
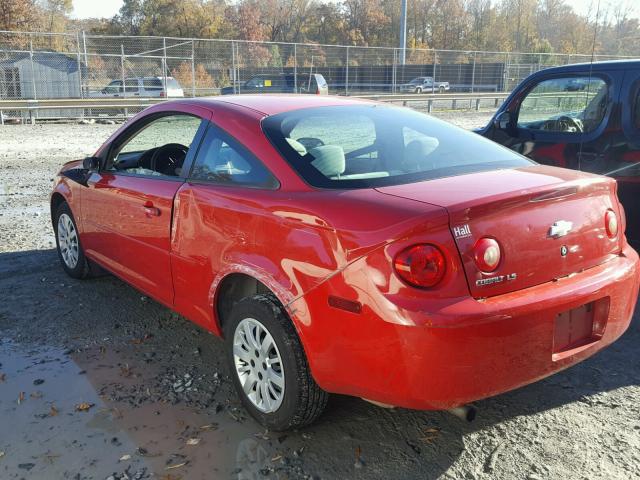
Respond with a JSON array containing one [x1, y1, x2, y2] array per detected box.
[[0, 111, 638, 480]]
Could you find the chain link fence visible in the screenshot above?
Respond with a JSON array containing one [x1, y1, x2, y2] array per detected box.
[[0, 29, 632, 116]]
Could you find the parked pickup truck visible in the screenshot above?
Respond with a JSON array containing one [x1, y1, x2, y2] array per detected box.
[[400, 77, 450, 93]]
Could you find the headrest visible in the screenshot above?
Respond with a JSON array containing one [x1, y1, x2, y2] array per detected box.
[[405, 137, 439, 159], [286, 137, 308, 155], [405, 137, 439, 170], [309, 145, 345, 178]]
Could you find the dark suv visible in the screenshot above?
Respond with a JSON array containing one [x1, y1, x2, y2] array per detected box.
[[479, 60, 640, 245], [221, 73, 329, 95]]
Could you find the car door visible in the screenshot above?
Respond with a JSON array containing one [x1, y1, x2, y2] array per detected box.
[[616, 69, 640, 245], [103, 80, 123, 97], [123, 78, 140, 97], [170, 122, 279, 329], [483, 72, 621, 173], [81, 107, 210, 305]]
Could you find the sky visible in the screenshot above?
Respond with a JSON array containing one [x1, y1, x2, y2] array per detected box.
[[71, 0, 636, 20], [71, 0, 123, 20]]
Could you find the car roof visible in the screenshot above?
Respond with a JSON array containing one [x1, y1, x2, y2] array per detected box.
[[538, 59, 640, 74], [184, 95, 372, 116]]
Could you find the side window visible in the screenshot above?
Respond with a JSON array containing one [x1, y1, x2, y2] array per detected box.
[[124, 79, 138, 93], [109, 114, 203, 177], [518, 76, 608, 133], [246, 77, 264, 88], [190, 126, 278, 189], [142, 78, 163, 91], [104, 80, 122, 94]]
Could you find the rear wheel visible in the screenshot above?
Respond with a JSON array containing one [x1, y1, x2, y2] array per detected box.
[[224, 294, 328, 430], [54, 202, 90, 279]]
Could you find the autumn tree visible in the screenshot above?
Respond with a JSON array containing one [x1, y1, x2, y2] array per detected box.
[[0, 0, 39, 32]]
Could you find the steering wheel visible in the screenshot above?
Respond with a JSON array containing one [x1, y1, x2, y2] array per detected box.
[[149, 143, 189, 176], [542, 116, 583, 133]]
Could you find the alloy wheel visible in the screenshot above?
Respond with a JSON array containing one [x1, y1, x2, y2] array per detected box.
[[233, 317, 285, 413], [57, 213, 79, 269]]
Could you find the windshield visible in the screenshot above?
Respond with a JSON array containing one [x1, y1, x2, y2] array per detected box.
[[262, 105, 533, 189], [409, 78, 424, 84]]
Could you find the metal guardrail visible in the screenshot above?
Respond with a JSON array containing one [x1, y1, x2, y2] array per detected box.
[[0, 92, 510, 124], [1, 90, 587, 123], [357, 92, 510, 112], [0, 97, 167, 124]]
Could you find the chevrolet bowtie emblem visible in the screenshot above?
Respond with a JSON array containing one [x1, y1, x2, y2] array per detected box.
[[549, 220, 573, 238]]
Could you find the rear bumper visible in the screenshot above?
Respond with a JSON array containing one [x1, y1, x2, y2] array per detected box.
[[291, 245, 639, 410]]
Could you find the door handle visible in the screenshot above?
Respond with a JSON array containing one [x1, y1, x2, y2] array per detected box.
[[143, 201, 161, 217]]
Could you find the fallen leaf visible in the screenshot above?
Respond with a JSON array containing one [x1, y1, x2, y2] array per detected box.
[[186, 438, 200, 446], [99, 346, 106, 354], [420, 427, 441, 444], [271, 454, 283, 462], [165, 462, 187, 470], [120, 364, 133, 378], [75, 402, 94, 412], [30, 391, 43, 399], [0, 451, 5, 459], [199, 423, 218, 431], [49, 405, 59, 417], [18, 392, 25, 405], [119, 454, 131, 461], [0, 373, 5, 382]]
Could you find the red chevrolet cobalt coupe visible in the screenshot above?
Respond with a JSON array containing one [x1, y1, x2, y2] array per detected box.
[[51, 96, 639, 430]]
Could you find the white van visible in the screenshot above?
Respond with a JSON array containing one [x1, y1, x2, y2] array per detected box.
[[92, 77, 184, 98]]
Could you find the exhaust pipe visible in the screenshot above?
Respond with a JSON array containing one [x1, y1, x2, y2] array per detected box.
[[447, 404, 477, 422]]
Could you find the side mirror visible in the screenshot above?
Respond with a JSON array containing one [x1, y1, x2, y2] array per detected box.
[[493, 111, 512, 130], [83, 156, 100, 170]]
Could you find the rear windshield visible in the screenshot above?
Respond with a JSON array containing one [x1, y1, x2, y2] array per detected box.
[[262, 105, 533, 189]]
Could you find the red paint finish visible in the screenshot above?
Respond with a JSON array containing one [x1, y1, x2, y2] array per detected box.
[[51, 96, 640, 411]]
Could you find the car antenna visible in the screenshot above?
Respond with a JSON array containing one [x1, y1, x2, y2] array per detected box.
[[577, 0, 602, 172]]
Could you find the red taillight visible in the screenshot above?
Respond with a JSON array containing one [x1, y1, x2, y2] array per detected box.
[[394, 244, 446, 288], [473, 237, 501, 272], [605, 210, 618, 238], [160, 91, 166, 98]]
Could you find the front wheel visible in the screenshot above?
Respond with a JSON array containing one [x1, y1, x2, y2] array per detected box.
[[224, 294, 328, 430], [415, 87, 422, 94], [439, 86, 445, 93], [54, 202, 90, 279]]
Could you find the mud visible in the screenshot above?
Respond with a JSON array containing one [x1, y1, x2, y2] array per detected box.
[[0, 113, 639, 480]]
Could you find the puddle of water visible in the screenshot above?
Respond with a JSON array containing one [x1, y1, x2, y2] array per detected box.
[[0, 340, 298, 480]]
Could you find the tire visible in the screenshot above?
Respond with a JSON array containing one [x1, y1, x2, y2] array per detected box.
[[415, 87, 422, 94], [53, 202, 90, 279], [224, 294, 328, 430], [439, 86, 445, 94]]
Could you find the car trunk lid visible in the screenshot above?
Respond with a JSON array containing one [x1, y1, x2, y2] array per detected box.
[[376, 165, 622, 298]]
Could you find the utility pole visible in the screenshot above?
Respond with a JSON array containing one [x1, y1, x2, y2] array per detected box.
[[399, 0, 407, 65]]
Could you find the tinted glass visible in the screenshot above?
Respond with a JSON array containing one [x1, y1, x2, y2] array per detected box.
[[518, 76, 608, 133], [124, 79, 138, 92], [263, 105, 531, 189], [143, 78, 163, 90], [104, 80, 122, 94], [190, 126, 278, 189]]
